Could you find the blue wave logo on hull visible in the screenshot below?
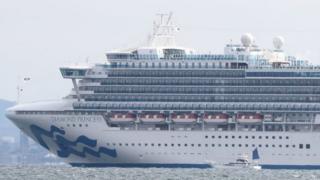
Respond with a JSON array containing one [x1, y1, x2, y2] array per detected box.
[[30, 125, 117, 158]]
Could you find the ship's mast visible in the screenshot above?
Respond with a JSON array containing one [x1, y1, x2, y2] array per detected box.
[[149, 12, 179, 47]]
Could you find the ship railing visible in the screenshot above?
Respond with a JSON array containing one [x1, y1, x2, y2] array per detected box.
[[248, 66, 320, 71], [73, 102, 320, 112], [107, 54, 238, 61]]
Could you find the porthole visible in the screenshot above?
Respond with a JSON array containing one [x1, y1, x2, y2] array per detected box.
[[306, 144, 310, 149]]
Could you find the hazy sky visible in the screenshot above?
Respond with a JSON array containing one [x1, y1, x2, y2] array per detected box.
[[1, 0, 320, 102]]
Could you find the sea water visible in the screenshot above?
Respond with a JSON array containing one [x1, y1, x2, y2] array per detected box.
[[0, 165, 319, 180]]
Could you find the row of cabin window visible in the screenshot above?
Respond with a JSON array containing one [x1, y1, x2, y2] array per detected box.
[[115, 61, 227, 68], [19, 110, 312, 119], [98, 78, 320, 86], [75, 102, 320, 112], [108, 70, 243, 77], [205, 135, 289, 140], [143, 152, 315, 156], [106, 142, 310, 149], [84, 94, 320, 103], [66, 124, 88, 127], [16, 111, 100, 115], [86, 86, 320, 94]]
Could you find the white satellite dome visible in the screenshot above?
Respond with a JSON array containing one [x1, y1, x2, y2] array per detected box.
[[241, 33, 254, 47], [273, 36, 285, 50]]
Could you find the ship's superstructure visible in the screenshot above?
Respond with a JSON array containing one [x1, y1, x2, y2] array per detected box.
[[6, 14, 320, 169]]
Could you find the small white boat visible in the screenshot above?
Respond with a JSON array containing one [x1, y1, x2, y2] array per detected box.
[[224, 155, 250, 167], [223, 148, 261, 170]]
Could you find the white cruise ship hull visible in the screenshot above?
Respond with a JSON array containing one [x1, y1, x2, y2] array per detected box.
[[6, 101, 320, 169]]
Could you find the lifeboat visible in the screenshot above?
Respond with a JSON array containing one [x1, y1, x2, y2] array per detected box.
[[172, 113, 197, 123], [237, 114, 263, 123], [109, 112, 136, 123], [140, 113, 166, 123], [264, 114, 273, 121], [274, 116, 283, 122], [203, 113, 228, 123]]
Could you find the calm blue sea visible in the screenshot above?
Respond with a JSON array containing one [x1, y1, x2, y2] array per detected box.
[[0, 165, 319, 180]]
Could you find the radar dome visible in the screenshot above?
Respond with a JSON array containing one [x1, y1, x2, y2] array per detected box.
[[273, 36, 285, 50], [241, 33, 254, 47]]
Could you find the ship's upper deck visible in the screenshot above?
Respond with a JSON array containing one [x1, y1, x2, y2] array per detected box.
[[102, 14, 309, 70], [60, 13, 315, 81]]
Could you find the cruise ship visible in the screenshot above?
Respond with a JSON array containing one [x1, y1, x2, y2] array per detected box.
[[6, 14, 320, 169]]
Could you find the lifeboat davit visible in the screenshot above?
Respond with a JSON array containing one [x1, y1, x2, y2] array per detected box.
[[203, 113, 228, 123], [109, 112, 136, 123], [172, 113, 197, 123], [237, 114, 263, 123], [140, 113, 165, 123]]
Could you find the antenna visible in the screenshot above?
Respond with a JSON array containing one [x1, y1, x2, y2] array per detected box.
[[166, 12, 173, 25], [16, 76, 31, 104], [156, 13, 168, 25], [86, 56, 89, 63]]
